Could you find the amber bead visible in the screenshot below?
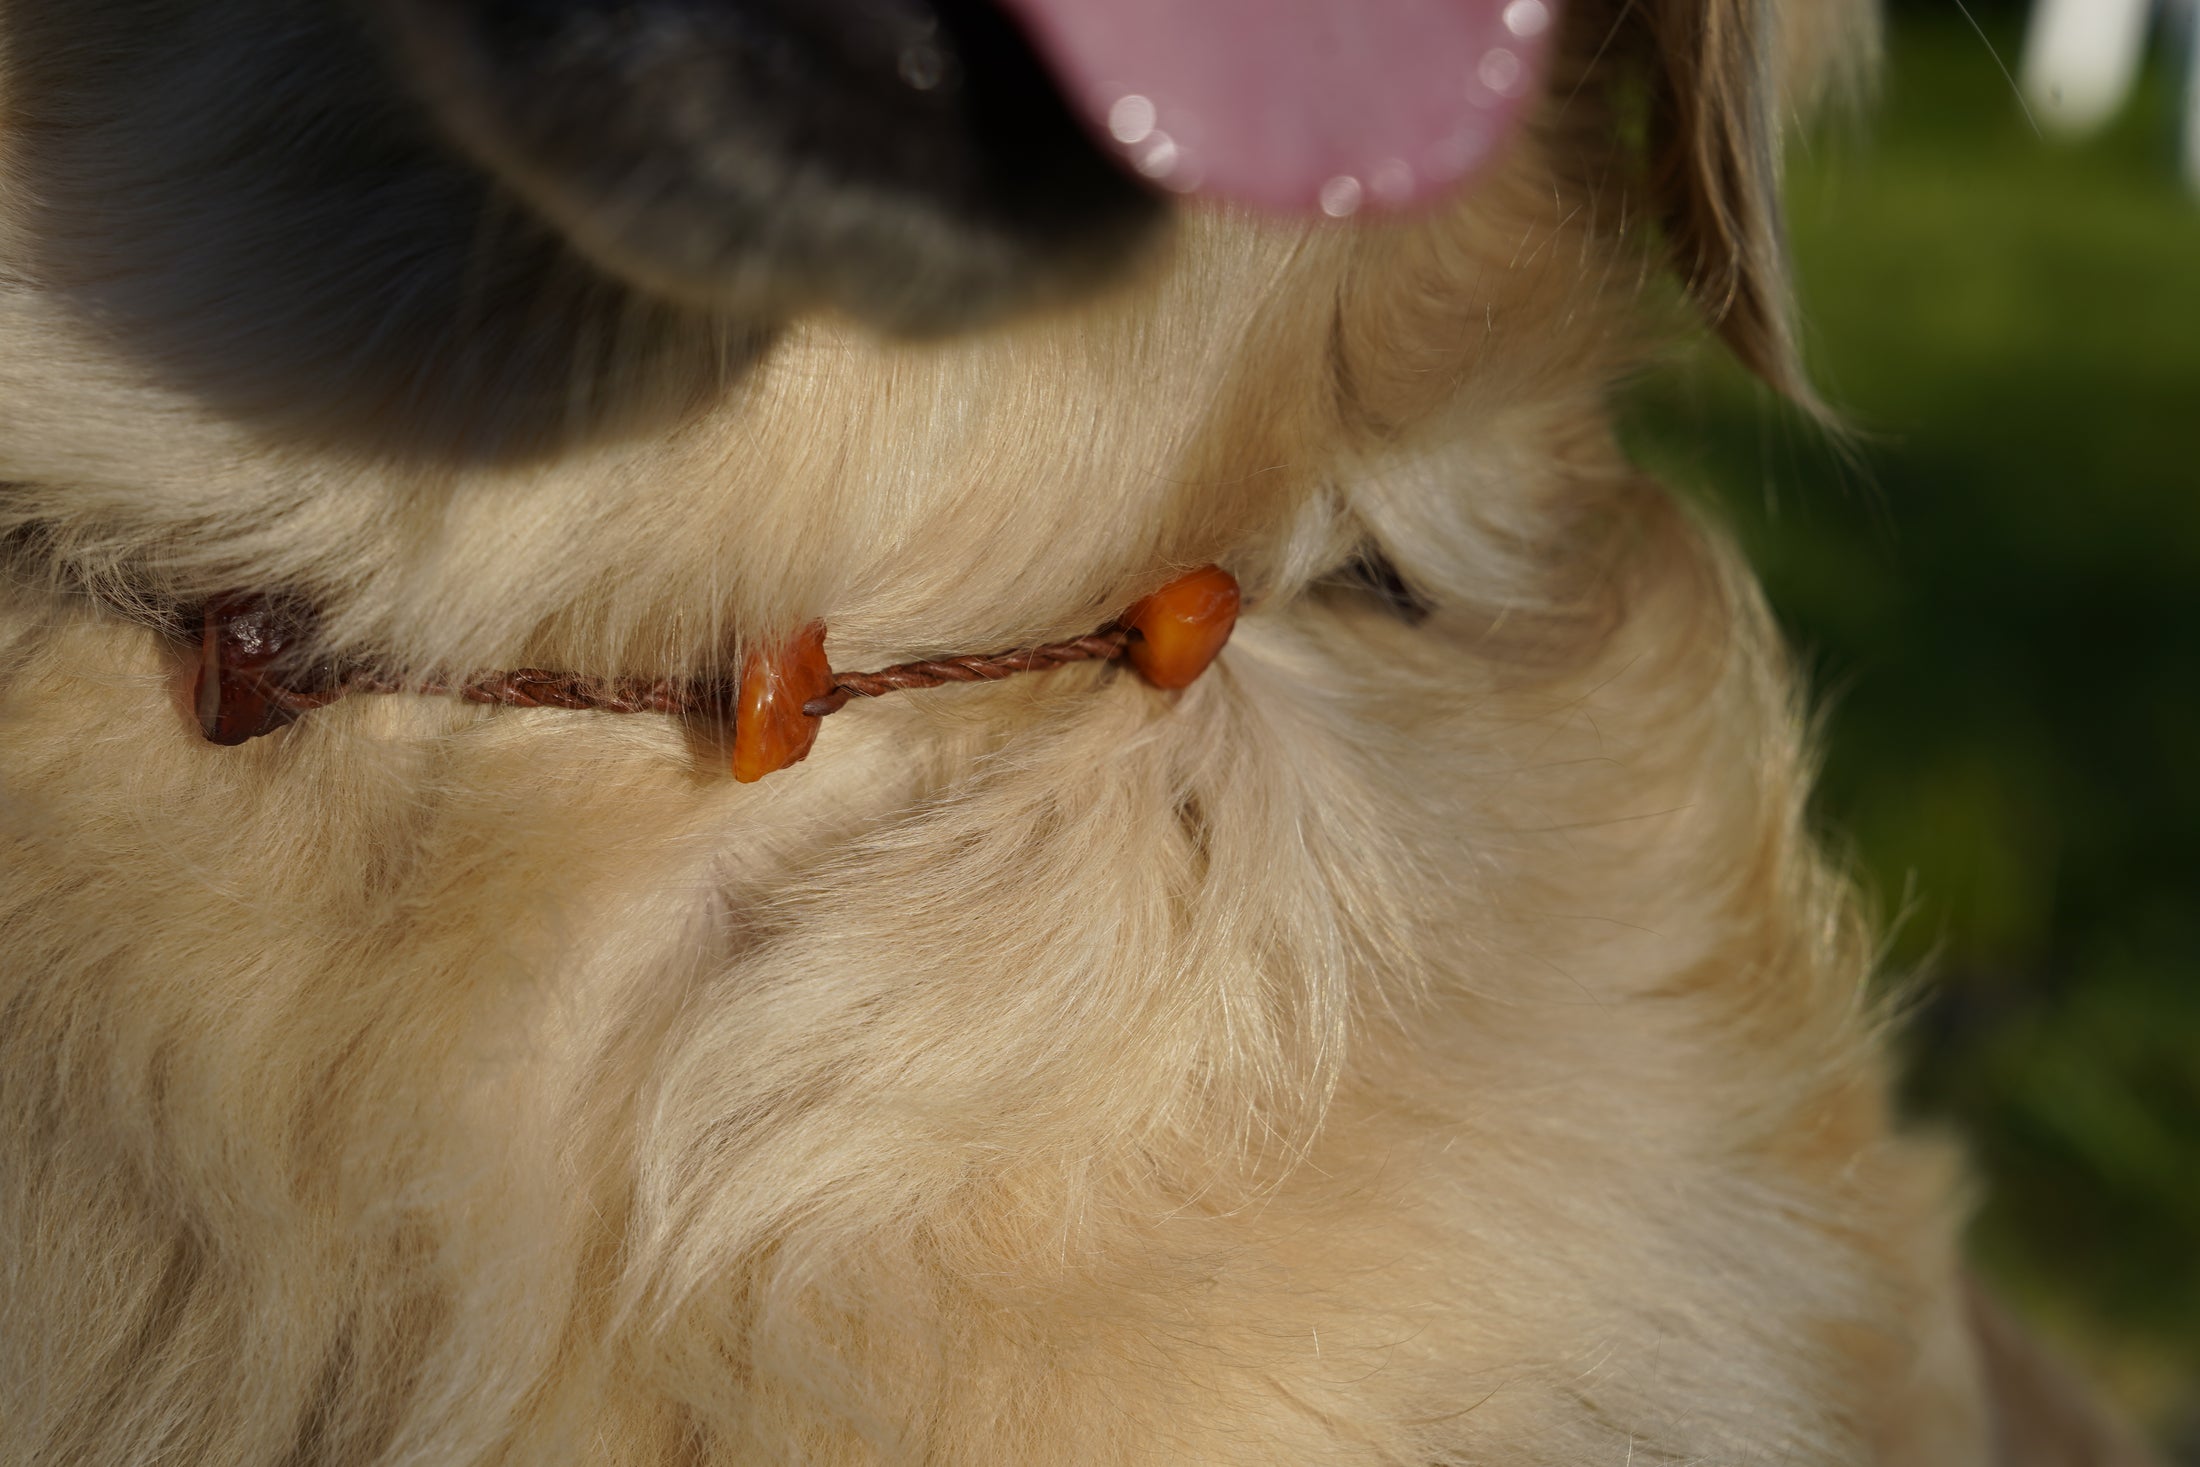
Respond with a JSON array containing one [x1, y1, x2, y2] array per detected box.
[[1124, 566, 1239, 691], [732, 622, 835, 783], [194, 595, 315, 746]]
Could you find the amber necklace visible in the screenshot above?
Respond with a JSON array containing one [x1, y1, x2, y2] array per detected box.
[[192, 566, 1241, 782]]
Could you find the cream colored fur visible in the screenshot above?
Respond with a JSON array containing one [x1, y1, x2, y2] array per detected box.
[[0, 0, 2038, 1462]]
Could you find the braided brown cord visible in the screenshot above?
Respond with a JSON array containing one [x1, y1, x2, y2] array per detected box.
[[260, 669, 715, 719], [432, 671, 699, 716], [801, 630, 1131, 717], [248, 635, 1132, 722]]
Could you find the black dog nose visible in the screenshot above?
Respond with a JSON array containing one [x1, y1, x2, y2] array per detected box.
[[378, 0, 1165, 330]]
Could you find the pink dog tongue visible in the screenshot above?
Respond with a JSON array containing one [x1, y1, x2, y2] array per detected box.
[[994, 0, 1559, 215]]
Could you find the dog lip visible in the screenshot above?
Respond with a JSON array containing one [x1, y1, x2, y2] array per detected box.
[[993, 0, 1560, 216]]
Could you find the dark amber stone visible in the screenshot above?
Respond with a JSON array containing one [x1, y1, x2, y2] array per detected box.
[[195, 595, 314, 745], [1124, 566, 1239, 691], [732, 622, 835, 783]]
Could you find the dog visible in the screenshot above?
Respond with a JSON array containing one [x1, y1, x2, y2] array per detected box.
[[0, 0, 2149, 1462]]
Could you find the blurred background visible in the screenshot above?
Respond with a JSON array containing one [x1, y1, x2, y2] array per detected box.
[[1627, 0, 2200, 1452]]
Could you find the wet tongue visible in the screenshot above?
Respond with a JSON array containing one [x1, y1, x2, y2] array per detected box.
[[993, 0, 1559, 216]]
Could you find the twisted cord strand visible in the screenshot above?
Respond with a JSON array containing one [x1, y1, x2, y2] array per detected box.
[[254, 669, 710, 718], [803, 630, 1131, 717], [251, 633, 1132, 721]]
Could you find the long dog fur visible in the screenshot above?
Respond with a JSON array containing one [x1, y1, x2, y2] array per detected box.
[[0, 0, 2102, 1461]]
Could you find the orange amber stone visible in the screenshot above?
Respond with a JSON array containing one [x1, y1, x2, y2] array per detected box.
[[732, 622, 835, 783], [1124, 566, 1240, 691]]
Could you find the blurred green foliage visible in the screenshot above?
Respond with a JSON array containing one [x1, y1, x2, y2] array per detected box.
[[1625, 7, 2200, 1444]]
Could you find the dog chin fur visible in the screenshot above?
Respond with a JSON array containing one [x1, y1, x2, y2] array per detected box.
[[0, 0, 2088, 1462]]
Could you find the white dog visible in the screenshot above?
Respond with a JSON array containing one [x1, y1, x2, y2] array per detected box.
[[0, 0, 2150, 1462]]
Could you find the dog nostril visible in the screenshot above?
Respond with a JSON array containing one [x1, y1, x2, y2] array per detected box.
[[897, 39, 953, 92]]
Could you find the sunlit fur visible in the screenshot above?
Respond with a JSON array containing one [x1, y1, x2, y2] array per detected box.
[[0, 0, 2037, 1462]]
